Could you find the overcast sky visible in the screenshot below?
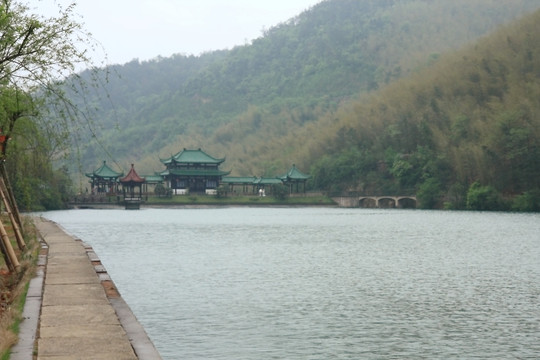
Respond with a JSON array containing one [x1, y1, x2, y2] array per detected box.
[[34, 0, 322, 66]]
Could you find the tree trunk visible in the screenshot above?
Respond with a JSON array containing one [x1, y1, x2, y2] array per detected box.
[[0, 177, 25, 250], [0, 218, 20, 273], [0, 161, 23, 232]]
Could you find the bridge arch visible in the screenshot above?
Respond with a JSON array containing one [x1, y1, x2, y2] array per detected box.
[[357, 196, 417, 208], [396, 196, 417, 208], [358, 196, 377, 208], [376, 196, 397, 208]]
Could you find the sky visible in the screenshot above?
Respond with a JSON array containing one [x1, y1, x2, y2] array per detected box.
[[34, 0, 323, 66]]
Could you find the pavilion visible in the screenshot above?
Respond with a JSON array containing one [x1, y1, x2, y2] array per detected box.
[[160, 148, 230, 194], [85, 161, 123, 194], [221, 176, 283, 195], [119, 164, 145, 209], [279, 164, 311, 194]]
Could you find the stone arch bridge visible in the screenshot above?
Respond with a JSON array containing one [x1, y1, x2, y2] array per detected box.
[[333, 196, 417, 208]]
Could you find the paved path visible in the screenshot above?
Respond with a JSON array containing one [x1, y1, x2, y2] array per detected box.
[[11, 217, 161, 360]]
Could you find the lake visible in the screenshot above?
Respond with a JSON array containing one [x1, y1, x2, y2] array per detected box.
[[39, 207, 540, 359]]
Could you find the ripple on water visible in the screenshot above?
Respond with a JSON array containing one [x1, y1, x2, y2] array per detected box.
[[41, 208, 540, 359]]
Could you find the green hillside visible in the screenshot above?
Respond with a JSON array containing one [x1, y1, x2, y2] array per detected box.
[[72, 0, 540, 177], [59, 0, 540, 210], [303, 9, 540, 209]]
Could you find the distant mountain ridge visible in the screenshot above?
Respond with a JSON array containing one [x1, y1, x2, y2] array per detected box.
[[71, 0, 540, 184]]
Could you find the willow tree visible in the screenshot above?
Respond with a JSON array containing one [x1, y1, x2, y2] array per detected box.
[[0, 0, 103, 212]]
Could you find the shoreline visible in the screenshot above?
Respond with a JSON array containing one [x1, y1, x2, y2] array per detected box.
[[67, 194, 338, 209], [11, 217, 161, 359], [69, 203, 339, 210]]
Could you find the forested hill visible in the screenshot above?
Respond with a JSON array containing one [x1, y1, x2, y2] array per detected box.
[[301, 8, 540, 210], [71, 0, 540, 208]]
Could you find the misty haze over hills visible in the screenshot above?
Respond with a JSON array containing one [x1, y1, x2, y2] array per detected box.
[[66, 0, 540, 209]]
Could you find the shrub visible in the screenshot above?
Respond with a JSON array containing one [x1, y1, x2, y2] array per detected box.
[[443, 182, 467, 210], [466, 182, 506, 211], [216, 185, 228, 199], [511, 190, 540, 212], [154, 184, 166, 197], [272, 184, 289, 200], [417, 178, 442, 209]]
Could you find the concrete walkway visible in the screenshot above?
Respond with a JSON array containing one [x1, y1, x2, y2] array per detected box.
[[11, 217, 161, 359]]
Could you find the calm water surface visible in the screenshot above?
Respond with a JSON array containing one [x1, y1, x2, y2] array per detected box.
[[40, 208, 540, 359]]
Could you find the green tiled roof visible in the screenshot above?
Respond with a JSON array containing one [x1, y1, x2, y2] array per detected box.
[[279, 164, 311, 181], [161, 148, 225, 165], [222, 176, 283, 185], [162, 169, 230, 177], [221, 176, 257, 184], [85, 161, 123, 179], [254, 177, 283, 185]]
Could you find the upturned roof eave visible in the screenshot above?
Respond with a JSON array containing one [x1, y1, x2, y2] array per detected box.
[[172, 148, 225, 164], [165, 168, 230, 177], [279, 164, 311, 181], [120, 166, 145, 183], [88, 160, 123, 178]]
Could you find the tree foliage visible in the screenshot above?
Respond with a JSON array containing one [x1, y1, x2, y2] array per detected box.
[[466, 182, 506, 211], [271, 183, 289, 201], [305, 8, 540, 210], [67, 0, 540, 180], [511, 190, 540, 212], [0, 0, 90, 86], [0, 0, 99, 210], [44, 0, 540, 211], [417, 178, 443, 209]]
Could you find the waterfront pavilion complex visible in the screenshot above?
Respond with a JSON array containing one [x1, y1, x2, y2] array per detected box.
[[160, 148, 230, 194]]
